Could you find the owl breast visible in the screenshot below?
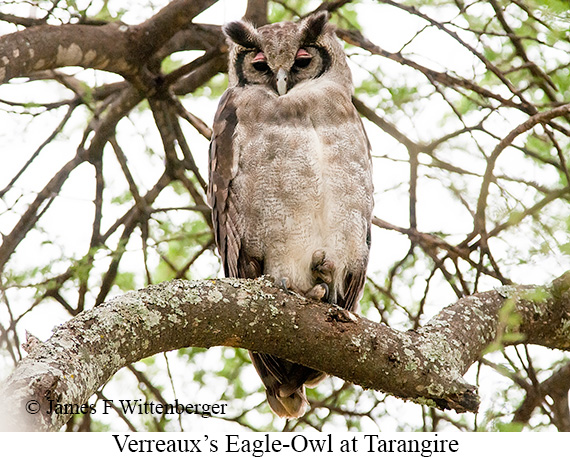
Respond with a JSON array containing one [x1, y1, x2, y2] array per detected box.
[[231, 81, 373, 295]]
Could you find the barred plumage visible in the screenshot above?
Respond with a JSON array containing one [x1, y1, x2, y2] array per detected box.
[[208, 12, 373, 418]]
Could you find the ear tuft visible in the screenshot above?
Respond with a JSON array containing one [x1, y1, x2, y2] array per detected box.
[[223, 21, 261, 49], [301, 11, 329, 44]]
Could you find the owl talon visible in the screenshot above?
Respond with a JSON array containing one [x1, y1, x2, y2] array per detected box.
[[280, 277, 302, 295], [305, 283, 329, 301], [311, 250, 335, 284], [280, 277, 291, 293]]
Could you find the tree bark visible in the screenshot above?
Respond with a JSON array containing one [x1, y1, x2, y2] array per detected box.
[[1, 273, 569, 431], [0, 0, 218, 85]]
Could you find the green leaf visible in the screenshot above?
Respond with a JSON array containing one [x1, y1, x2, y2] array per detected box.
[[495, 421, 525, 432], [115, 271, 136, 291]]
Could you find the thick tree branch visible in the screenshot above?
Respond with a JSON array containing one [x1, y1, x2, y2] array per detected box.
[[134, 0, 218, 61], [1, 272, 569, 431], [244, 0, 268, 27], [0, 0, 217, 84], [0, 22, 135, 83]]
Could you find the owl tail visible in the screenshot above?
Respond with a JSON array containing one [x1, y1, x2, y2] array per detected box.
[[266, 386, 308, 418], [250, 351, 324, 418]]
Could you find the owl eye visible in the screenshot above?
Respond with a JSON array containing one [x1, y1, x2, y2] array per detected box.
[[294, 48, 312, 69], [252, 51, 269, 72]]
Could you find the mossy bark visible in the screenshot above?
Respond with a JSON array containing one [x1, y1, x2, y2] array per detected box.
[[2, 273, 569, 431]]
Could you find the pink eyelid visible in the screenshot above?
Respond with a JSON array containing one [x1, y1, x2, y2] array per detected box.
[[296, 48, 311, 58], [252, 52, 266, 62]]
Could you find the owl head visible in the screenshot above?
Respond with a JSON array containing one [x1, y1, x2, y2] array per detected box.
[[223, 12, 352, 96]]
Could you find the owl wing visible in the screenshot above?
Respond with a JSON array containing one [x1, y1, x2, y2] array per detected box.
[[338, 121, 372, 313], [339, 250, 368, 312], [208, 89, 263, 279]]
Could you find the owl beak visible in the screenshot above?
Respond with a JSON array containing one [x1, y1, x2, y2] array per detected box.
[[276, 68, 288, 96]]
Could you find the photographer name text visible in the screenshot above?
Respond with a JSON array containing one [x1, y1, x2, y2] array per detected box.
[[43, 399, 227, 418]]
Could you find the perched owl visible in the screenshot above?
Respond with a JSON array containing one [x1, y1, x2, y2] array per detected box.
[[208, 12, 374, 418]]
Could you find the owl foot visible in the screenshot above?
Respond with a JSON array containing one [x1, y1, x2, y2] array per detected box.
[[305, 283, 328, 301], [280, 277, 328, 302], [311, 249, 335, 284], [280, 277, 303, 295]]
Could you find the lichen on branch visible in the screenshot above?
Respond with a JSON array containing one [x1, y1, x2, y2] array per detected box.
[[1, 273, 569, 431]]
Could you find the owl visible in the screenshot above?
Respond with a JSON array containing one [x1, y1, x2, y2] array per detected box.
[[208, 12, 374, 418]]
